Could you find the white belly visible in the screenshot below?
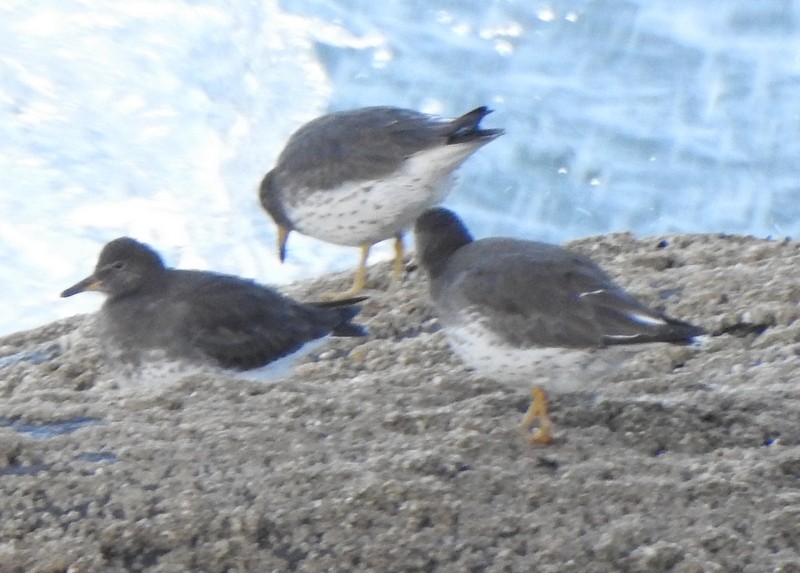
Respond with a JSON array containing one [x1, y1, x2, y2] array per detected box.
[[287, 142, 480, 246], [289, 177, 451, 246], [444, 320, 629, 394]]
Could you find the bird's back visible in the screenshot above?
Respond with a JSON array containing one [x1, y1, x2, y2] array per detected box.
[[433, 237, 703, 350], [101, 269, 365, 371], [266, 106, 502, 194]]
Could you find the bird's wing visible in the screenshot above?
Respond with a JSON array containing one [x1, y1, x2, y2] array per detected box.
[[276, 108, 453, 189], [440, 249, 696, 349], [171, 273, 338, 370]]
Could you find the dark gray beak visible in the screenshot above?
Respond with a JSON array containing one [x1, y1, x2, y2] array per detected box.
[[61, 275, 104, 298]]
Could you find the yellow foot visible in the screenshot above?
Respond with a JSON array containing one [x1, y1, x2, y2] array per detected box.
[[319, 286, 366, 301], [319, 283, 364, 302], [320, 244, 370, 300], [520, 386, 555, 445]]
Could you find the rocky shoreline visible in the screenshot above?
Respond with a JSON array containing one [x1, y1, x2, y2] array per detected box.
[[0, 232, 799, 572]]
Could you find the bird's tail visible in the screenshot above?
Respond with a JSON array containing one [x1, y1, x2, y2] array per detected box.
[[446, 106, 505, 145], [309, 297, 368, 337]]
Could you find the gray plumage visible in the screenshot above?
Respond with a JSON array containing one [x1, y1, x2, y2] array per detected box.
[[61, 237, 365, 371], [259, 106, 504, 287], [414, 208, 703, 384], [262, 107, 501, 199], [414, 207, 704, 443]]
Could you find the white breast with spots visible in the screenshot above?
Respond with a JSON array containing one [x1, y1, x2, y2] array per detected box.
[[289, 143, 481, 246]]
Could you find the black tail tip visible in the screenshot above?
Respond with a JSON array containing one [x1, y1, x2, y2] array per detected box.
[[669, 318, 707, 344], [331, 304, 367, 337], [447, 106, 504, 144]]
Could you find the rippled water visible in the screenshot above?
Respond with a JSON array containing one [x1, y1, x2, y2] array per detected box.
[[1, 0, 798, 335]]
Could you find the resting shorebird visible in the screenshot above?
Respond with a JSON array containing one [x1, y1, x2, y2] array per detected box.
[[61, 237, 365, 376], [414, 208, 704, 444], [260, 106, 503, 298]]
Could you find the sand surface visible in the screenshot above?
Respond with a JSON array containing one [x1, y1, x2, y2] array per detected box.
[[0, 232, 799, 573]]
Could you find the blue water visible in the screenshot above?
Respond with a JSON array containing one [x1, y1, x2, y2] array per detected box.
[[2, 0, 798, 336]]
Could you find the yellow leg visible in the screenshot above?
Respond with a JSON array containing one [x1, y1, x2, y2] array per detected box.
[[392, 234, 405, 282], [351, 243, 370, 294], [322, 244, 370, 300], [520, 386, 554, 445]]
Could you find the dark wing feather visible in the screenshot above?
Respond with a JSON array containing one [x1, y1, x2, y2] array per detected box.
[[561, 262, 703, 344], [273, 107, 499, 191], [169, 271, 355, 370], [444, 107, 504, 145], [274, 108, 445, 190], [440, 252, 607, 348], [437, 240, 701, 349]]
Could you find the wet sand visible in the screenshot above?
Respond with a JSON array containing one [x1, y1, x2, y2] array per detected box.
[[0, 232, 799, 572]]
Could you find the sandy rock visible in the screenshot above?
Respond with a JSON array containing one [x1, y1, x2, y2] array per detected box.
[[0, 232, 798, 572]]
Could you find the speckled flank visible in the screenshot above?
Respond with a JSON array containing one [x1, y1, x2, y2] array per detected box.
[[286, 142, 479, 246], [445, 315, 610, 393]]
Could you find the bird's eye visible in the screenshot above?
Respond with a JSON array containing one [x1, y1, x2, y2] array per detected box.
[[112, 261, 125, 270]]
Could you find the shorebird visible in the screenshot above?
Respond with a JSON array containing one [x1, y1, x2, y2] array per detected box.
[[414, 207, 704, 444], [61, 237, 365, 375], [260, 105, 503, 298]]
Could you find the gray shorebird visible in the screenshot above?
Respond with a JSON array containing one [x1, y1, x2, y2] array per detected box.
[[61, 237, 365, 373], [414, 208, 704, 444], [260, 106, 503, 298]]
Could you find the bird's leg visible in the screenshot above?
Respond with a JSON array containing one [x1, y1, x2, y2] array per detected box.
[[520, 386, 554, 445], [351, 243, 370, 294], [392, 234, 405, 282], [322, 244, 370, 300]]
